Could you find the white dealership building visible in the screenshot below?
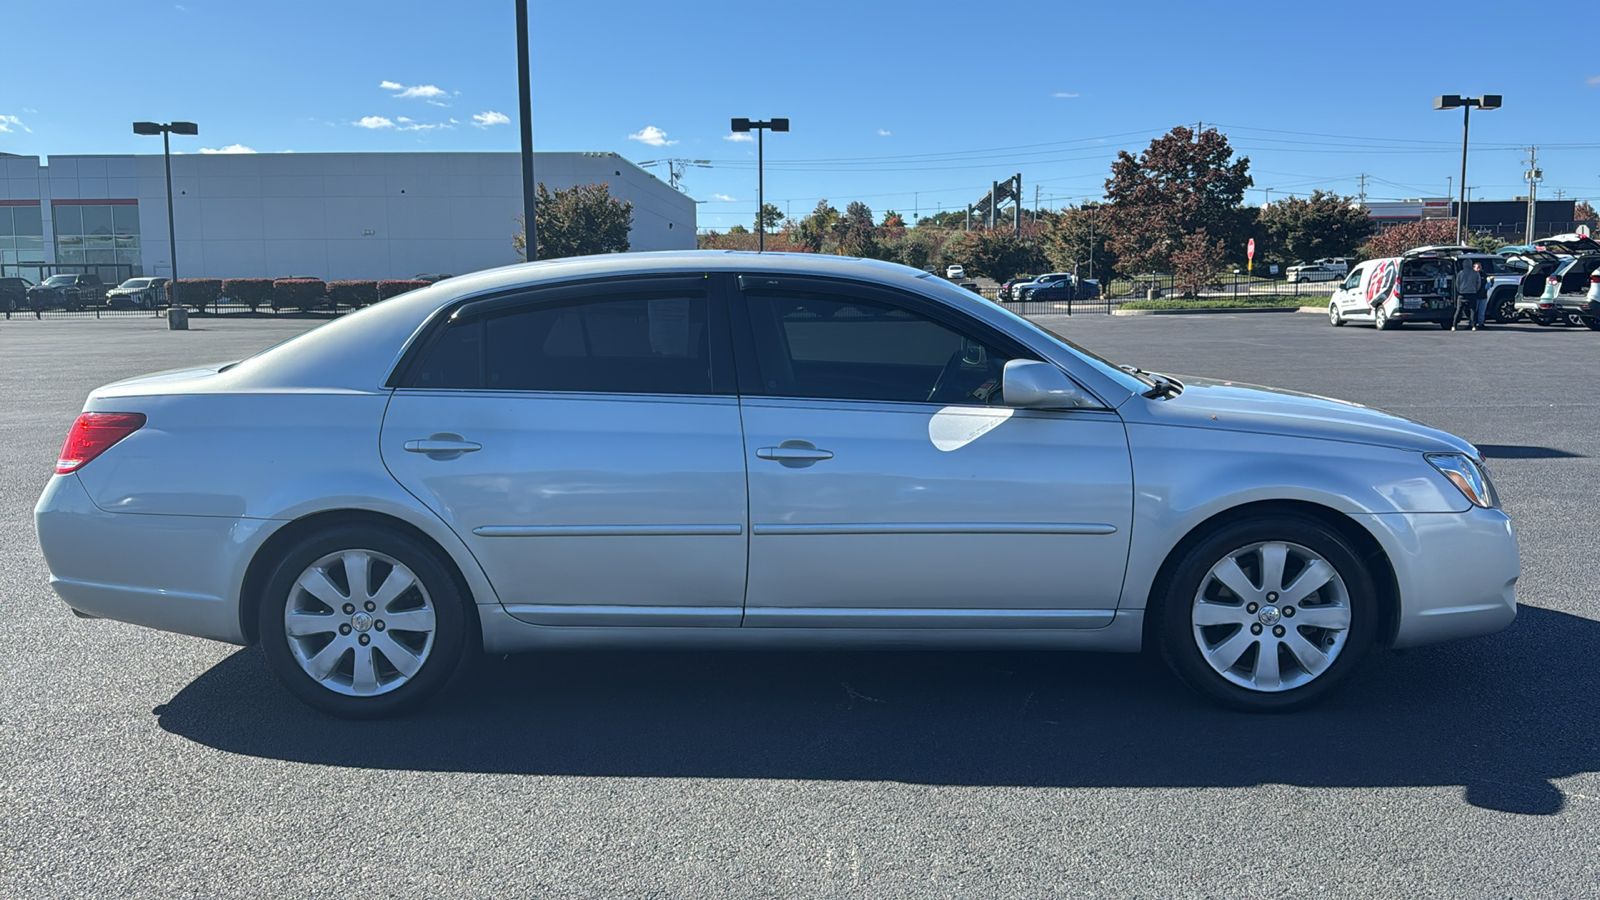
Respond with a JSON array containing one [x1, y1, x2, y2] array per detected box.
[[0, 151, 696, 282]]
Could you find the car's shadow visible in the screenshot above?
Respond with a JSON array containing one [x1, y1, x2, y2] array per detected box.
[[157, 605, 1596, 816]]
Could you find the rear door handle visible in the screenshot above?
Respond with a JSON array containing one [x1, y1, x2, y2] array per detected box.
[[756, 441, 833, 468], [403, 433, 482, 460]]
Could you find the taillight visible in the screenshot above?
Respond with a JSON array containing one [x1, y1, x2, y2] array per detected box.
[[1590, 274, 1599, 284], [56, 412, 146, 475]]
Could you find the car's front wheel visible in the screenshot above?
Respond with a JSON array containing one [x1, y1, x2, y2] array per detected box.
[[1156, 516, 1378, 712], [258, 525, 472, 718], [1328, 302, 1344, 326]]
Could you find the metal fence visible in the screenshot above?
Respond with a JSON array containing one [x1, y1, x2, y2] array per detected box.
[[980, 272, 1338, 317], [3, 299, 356, 321]]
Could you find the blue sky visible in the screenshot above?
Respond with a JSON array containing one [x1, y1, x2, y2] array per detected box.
[[4, 0, 1597, 232]]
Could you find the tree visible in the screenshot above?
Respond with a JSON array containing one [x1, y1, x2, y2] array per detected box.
[[727, 224, 749, 234], [1467, 232, 1506, 254], [1103, 126, 1253, 274], [879, 226, 949, 271], [1358, 219, 1459, 259], [1171, 229, 1225, 298], [1574, 201, 1597, 224], [881, 210, 905, 228], [757, 203, 784, 233], [840, 201, 878, 258], [1256, 191, 1374, 267], [793, 200, 839, 253], [943, 227, 1047, 280], [1042, 204, 1117, 280], [513, 182, 633, 261]]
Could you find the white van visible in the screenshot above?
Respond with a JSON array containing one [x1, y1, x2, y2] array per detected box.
[[1326, 251, 1459, 329]]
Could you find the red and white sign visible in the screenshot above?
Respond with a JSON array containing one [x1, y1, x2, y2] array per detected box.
[[1247, 239, 1256, 260]]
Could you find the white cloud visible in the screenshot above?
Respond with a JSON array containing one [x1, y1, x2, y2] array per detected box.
[[0, 115, 31, 133], [397, 84, 448, 100], [877, 129, 891, 136], [1052, 92, 1080, 98], [723, 132, 754, 143], [1588, 75, 1600, 86], [379, 80, 403, 90], [199, 144, 256, 154], [396, 116, 413, 123], [712, 193, 736, 201], [628, 125, 676, 147], [355, 116, 395, 129], [473, 110, 511, 128], [399, 121, 452, 132]]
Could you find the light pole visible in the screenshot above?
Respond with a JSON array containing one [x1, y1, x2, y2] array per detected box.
[[133, 120, 198, 330], [516, 0, 537, 260], [1434, 94, 1501, 245], [730, 117, 788, 251]]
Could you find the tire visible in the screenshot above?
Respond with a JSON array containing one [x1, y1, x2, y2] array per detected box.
[[1564, 312, 1585, 327], [1494, 294, 1517, 323], [1328, 303, 1344, 326], [1155, 515, 1378, 712], [1536, 315, 1554, 327], [1584, 317, 1600, 332], [1374, 306, 1394, 330], [257, 524, 473, 718]]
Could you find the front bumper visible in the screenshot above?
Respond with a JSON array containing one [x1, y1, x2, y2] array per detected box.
[[1353, 507, 1519, 649], [34, 473, 276, 645]]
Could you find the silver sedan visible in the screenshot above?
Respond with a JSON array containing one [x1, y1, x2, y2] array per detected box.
[[35, 252, 1519, 717]]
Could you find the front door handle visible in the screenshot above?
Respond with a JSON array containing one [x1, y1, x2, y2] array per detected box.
[[756, 440, 833, 468], [403, 433, 482, 460]]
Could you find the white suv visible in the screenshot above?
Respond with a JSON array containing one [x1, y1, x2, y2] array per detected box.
[[946, 264, 965, 279]]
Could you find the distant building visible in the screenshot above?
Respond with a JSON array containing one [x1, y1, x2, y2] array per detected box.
[[0, 151, 696, 282], [1362, 197, 1580, 240]]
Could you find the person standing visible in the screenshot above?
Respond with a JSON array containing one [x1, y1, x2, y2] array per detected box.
[[1455, 260, 1485, 331]]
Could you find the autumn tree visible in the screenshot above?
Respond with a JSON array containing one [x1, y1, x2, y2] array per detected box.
[[1574, 201, 1597, 224], [943, 227, 1048, 280], [1103, 126, 1253, 274], [1357, 219, 1460, 259], [1171, 229, 1225, 298], [1042, 204, 1117, 280], [1255, 191, 1374, 267], [792, 200, 840, 253], [839, 201, 879, 257], [881, 210, 905, 228], [513, 182, 633, 261]]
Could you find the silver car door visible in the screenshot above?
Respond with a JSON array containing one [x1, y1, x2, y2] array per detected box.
[[381, 275, 748, 627], [732, 275, 1133, 628]]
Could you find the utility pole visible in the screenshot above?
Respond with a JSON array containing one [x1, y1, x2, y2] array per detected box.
[[1013, 173, 1021, 234], [1446, 175, 1452, 201], [1524, 146, 1542, 243], [1357, 173, 1368, 205], [1034, 185, 1040, 223]]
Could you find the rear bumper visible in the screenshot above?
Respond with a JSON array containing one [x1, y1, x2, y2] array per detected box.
[[34, 473, 275, 645], [1354, 509, 1519, 649]]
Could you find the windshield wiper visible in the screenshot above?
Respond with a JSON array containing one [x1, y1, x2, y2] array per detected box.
[[1120, 364, 1183, 398]]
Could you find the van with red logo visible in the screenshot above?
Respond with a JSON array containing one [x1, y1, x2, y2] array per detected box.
[[1326, 251, 1459, 329]]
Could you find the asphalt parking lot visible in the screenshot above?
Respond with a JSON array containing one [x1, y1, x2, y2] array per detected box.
[[3, 313, 1598, 898]]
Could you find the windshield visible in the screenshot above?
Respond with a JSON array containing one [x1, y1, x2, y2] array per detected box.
[[42, 275, 75, 285], [117, 279, 153, 289]]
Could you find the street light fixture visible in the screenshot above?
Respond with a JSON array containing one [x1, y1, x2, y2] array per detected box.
[[1433, 94, 1501, 245], [730, 117, 788, 251], [133, 120, 198, 330]]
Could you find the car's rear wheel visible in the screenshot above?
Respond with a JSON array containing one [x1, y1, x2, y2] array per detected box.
[[1584, 316, 1600, 331], [1564, 312, 1585, 327], [1375, 306, 1394, 330], [1156, 516, 1377, 712], [258, 525, 472, 718]]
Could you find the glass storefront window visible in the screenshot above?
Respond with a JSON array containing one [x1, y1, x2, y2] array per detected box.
[[52, 205, 82, 235], [112, 205, 140, 235], [14, 206, 42, 236], [51, 203, 141, 278], [81, 205, 114, 236]]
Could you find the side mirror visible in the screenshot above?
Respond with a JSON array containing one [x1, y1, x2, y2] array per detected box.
[[1002, 360, 1094, 409]]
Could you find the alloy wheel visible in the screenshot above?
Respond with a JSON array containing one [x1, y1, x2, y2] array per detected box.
[[283, 549, 438, 697], [1190, 540, 1352, 692]]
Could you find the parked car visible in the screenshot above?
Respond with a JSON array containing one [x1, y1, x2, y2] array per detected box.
[[1312, 257, 1351, 275], [26, 273, 107, 311], [1529, 233, 1600, 257], [36, 252, 1518, 718], [1514, 254, 1600, 327], [1014, 272, 1076, 302], [413, 273, 454, 284], [106, 277, 167, 309], [1326, 251, 1459, 329], [946, 264, 965, 279], [1033, 278, 1099, 303], [998, 275, 1035, 302], [1, 276, 34, 312], [1286, 263, 1344, 284], [956, 281, 983, 295]]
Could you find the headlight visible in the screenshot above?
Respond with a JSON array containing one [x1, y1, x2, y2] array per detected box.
[[1426, 453, 1499, 509]]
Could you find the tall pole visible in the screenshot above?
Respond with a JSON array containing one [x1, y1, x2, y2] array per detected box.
[[1087, 203, 1095, 280], [1456, 104, 1471, 246], [516, 0, 537, 260], [1524, 146, 1540, 243], [757, 126, 765, 252], [163, 130, 177, 294]]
